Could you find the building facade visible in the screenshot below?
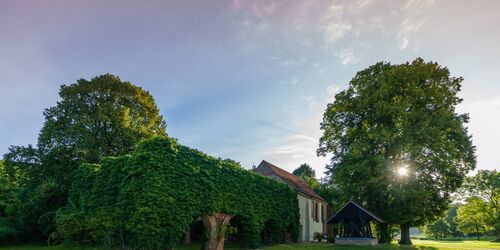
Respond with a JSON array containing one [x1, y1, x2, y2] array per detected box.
[[255, 160, 330, 242]]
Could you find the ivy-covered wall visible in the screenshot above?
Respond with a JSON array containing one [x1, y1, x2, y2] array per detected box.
[[56, 137, 299, 249]]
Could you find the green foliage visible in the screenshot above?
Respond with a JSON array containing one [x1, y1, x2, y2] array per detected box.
[[460, 170, 499, 240], [0, 160, 13, 217], [0, 160, 20, 245], [57, 137, 299, 249], [317, 58, 476, 243], [445, 204, 463, 237], [314, 176, 345, 210], [374, 223, 399, 243], [312, 232, 323, 242], [456, 197, 491, 240], [3, 74, 167, 239], [425, 219, 451, 240], [292, 163, 316, 179], [292, 163, 319, 189], [37, 73, 167, 163]]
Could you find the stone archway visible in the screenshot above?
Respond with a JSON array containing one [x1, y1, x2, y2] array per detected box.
[[201, 213, 233, 250]]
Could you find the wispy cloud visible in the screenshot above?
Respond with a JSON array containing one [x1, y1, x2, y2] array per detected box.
[[355, 0, 373, 9], [397, 0, 435, 50], [256, 84, 342, 176], [301, 94, 319, 110], [324, 22, 352, 42], [326, 85, 340, 101], [255, 119, 297, 135], [321, 3, 352, 43], [338, 47, 359, 65], [231, 0, 277, 17]]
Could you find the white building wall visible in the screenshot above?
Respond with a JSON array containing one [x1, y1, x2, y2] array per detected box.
[[297, 194, 327, 242], [254, 164, 328, 242], [309, 199, 324, 241], [297, 194, 308, 242]]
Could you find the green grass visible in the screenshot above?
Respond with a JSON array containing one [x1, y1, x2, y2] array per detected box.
[[1, 240, 499, 250]]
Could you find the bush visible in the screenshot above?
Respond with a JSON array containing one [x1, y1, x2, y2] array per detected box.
[[0, 218, 18, 245], [313, 232, 323, 242]]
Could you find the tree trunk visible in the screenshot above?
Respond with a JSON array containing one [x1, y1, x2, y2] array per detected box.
[[475, 224, 480, 241], [202, 213, 233, 250], [377, 223, 391, 243], [399, 224, 412, 245]]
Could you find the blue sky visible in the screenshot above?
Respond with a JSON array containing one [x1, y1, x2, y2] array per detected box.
[[1, 0, 499, 176]]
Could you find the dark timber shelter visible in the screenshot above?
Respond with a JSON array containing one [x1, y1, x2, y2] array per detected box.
[[327, 201, 385, 240]]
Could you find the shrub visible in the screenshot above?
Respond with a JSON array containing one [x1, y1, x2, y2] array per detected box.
[[313, 232, 323, 242], [0, 219, 18, 245]]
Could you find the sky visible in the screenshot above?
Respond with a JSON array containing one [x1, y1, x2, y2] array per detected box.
[[0, 0, 499, 177]]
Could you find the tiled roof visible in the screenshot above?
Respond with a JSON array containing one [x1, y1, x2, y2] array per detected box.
[[257, 160, 326, 202]]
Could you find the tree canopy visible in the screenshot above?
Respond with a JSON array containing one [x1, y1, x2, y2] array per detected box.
[[56, 137, 299, 249], [292, 163, 319, 189], [2, 74, 167, 239], [317, 58, 476, 244]]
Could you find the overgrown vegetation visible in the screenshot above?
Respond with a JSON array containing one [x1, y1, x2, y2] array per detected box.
[[2, 74, 167, 242], [56, 137, 299, 249]]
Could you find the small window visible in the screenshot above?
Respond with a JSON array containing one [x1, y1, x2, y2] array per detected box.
[[315, 202, 319, 222], [311, 201, 315, 219]]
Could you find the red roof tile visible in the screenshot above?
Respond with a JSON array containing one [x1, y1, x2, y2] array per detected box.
[[257, 160, 326, 202]]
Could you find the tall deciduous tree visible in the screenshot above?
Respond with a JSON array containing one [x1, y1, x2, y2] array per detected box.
[[318, 58, 476, 244], [3, 74, 167, 239], [292, 163, 319, 189]]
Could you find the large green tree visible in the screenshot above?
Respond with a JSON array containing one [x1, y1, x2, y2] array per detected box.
[[292, 163, 319, 189], [318, 58, 476, 244], [3, 74, 167, 239], [460, 170, 499, 240]]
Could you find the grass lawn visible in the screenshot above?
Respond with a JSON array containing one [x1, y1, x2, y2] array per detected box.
[[256, 240, 500, 250], [1, 240, 499, 250]]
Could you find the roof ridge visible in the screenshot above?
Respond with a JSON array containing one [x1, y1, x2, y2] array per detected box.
[[259, 160, 326, 202], [348, 201, 385, 223], [326, 201, 386, 224]]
